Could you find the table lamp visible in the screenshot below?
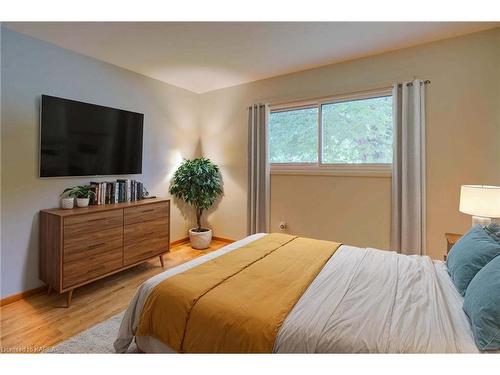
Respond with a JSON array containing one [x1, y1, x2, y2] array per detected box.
[[459, 185, 500, 226]]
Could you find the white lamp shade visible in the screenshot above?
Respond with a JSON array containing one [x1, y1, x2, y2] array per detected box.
[[459, 185, 500, 218]]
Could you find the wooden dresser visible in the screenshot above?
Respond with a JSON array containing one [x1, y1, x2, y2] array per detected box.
[[40, 198, 170, 306]]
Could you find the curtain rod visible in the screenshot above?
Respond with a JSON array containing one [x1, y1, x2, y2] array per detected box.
[[407, 80, 431, 86], [262, 79, 430, 108]]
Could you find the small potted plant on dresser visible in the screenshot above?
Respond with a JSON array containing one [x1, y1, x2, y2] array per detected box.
[[60, 192, 75, 209], [61, 185, 96, 208], [169, 157, 223, 249]]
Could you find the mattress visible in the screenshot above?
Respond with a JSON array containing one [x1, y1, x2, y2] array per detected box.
[[114, 233, 480, 353]]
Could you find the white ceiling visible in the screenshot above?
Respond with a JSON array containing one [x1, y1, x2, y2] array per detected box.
[[4, 22, 499, 93]]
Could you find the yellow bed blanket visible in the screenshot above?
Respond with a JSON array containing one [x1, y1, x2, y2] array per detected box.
[[136, 233, 341, 353]]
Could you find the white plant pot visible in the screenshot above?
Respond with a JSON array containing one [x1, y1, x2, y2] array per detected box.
[[76, 198, 90, 208], [189, 228, 212, 250], [61, 197, 74, 210]]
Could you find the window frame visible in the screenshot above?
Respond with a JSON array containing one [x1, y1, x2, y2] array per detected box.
[[269, 87, 393, 177]]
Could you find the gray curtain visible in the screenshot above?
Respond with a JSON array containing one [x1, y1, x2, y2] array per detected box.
[[391, 80, 427, 255], [248, 104, 270, 234]]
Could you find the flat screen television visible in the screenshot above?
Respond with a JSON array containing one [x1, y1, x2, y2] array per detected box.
[[40, 95, 144, 177]]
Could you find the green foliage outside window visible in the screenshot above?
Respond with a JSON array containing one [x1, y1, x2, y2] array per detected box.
[[269, 96, 393, 164], [322, 96, 393, 163], [269, 107, 318, 163]]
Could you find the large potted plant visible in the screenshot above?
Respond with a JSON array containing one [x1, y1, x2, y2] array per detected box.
[[169, 158, 223, 249], [61, 185, 96, 208]]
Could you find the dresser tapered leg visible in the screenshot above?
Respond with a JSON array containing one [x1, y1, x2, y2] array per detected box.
[[159, 254, 164, 269], [47, 285, 53, 296], [66, 289, 73, 308]]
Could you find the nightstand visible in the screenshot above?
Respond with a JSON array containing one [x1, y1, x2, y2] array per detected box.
[[444, 233, 462, 260]]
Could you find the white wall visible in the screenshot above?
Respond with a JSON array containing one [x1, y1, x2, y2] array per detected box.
[[199, 27, 500, 260], [271, 175, 391, 249], [0, 28, 200, 297]]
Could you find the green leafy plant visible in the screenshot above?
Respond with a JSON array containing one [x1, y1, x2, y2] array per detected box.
[[169, 158, 223, 232], [61, 185, 96, 199]]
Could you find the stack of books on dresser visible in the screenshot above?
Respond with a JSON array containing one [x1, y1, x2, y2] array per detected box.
[[89, 180, 145, 205]]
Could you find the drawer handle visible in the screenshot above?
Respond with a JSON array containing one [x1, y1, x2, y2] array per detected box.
[[88, 265, 107, 274], [88, 217, 106, 222], [142, 208, 155, 213], [87, 242, 105, 250]]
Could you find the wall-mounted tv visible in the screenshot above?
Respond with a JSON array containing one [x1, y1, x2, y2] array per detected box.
[[40, 95, 144, 177]]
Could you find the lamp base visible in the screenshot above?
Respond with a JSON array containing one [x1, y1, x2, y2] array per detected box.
[[472, 216, 494, 227]]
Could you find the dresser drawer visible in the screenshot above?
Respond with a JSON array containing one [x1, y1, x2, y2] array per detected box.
[[124, 216, 169, 243], [124, 216, 169, 265], [64, 209, 123, 236], [64, 226, 123, 263], [123, 235, 169, 266], [124, 202, 168, 225], [63, 247, 122, 288]]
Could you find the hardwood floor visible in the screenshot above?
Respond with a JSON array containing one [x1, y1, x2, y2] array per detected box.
[[0, 240, 227, 353]]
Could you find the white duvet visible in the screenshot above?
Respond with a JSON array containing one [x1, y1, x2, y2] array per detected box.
[[114, 233, 479, 353]]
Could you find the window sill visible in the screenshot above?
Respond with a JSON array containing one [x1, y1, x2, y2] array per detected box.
[[270, 163, 392, 177]]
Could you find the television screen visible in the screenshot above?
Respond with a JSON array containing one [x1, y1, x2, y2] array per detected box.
[[40, 95, 144, 177]]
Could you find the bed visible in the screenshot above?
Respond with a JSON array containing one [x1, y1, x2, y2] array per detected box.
[[114, 233, 482, 353]]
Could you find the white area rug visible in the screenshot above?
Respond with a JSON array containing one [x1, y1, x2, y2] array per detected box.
[[46, 311, 138, 353]]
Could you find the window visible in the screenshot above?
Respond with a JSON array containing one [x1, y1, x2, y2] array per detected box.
[[269, 89, 393, 176], [269, 107, 318, 163], [322, 96, 393, 164]]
